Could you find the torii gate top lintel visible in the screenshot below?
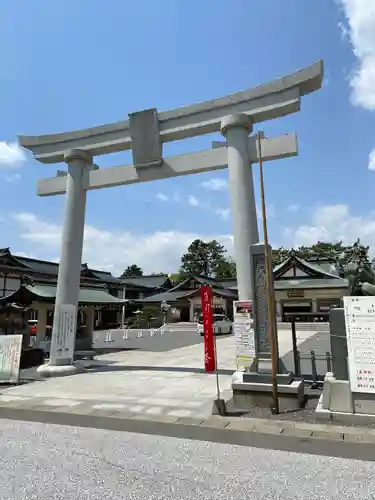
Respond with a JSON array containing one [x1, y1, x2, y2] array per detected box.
[[18, 60, 323, 164]]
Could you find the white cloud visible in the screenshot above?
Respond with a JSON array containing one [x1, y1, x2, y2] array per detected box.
[[188, 195, 200, 207], [289, 203, 375, 251], [368, 149, 375, 171], [11, 212, 234, 275], [156, 192, 168, 202], [215, 207, 230, 220], [16, 204, 375, 277], [201, 177, 228, 192], [338, 0, 375, 109], [156, 191, 182, 203], [0, 142, 26, 168], [286, 203, 300, 213], [5, 173, 22, 183], [338, 20, 350, 42]]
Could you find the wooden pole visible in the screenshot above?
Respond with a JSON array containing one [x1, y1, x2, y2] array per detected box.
[[257, 131, 279, 415]]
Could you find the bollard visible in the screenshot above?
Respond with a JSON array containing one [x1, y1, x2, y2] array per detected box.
[[295, 349, 302, 379], [326, 351, 332, 372], [310, 350, 318, 388], [150, 328, 154, 337], [122, 329, 128, 340], [291, 320, 300, 377]]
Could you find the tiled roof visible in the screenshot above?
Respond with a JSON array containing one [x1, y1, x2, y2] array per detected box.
[[140, 290, 194, 303], [274, 255, 342, 279], [0, 283, 127, 305], [90, 270, 122, 284], [0, 249, 121, 285], [16, 256, 59, 275], [275, 278, 348, 289], [140, 285, 237, 303], [167, 274, 228, 293], [120, 275, 171, 289], [217, 279, 237, 289]]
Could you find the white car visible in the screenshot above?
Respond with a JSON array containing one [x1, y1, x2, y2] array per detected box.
[[197, 314, 233, 336]]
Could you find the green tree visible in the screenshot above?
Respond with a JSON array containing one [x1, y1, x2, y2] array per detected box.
[[297, 241, 349, 260], [271, 246, 290, 265], [179, 239, 228, 278], [120, 264, 143, 277], [215, 257, 237, 279], [169, 272, 186, 284]]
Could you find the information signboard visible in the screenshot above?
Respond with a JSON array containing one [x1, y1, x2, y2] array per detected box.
[[0, 334, 23, 383], [233, 300, 255, 369], [50, 304, 77, 363], [344, 296, 375, 393]]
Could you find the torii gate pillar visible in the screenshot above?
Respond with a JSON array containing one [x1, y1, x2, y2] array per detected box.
[[221, 114, 258, 301]]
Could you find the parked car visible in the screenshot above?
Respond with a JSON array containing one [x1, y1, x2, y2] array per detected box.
[[197, 314, 233, 336], [28, 320, 52, 339]]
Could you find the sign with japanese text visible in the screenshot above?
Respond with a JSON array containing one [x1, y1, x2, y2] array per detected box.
[[287, 288, 304, 298], [233, 300, 255, 369], [0, 334, 23, 383], [344, 296, 375, 393], [50, 304, 77, 364], [199, 285, 216, 372]]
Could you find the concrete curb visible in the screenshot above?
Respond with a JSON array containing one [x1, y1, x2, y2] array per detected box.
[[0, 404, 375, 461]]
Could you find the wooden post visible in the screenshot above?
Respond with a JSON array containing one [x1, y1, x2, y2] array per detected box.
[[257, 131, 279, 414]]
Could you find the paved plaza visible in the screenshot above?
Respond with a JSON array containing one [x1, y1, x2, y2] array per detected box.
[[1, 328, 323, 421]]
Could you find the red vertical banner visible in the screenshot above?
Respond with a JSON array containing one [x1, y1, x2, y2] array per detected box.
[[200, 285, 216, 373]]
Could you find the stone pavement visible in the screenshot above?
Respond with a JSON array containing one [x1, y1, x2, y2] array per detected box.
[[1, 327, 365, 457], [0, 401, 374, 461], [0, 329, 316, 421]]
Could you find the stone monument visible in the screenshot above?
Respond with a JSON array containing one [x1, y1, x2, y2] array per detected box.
[[19, 61, 324, 377], [232, 243, 304, 411]]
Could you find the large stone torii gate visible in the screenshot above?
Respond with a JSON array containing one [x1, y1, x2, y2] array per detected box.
[[20, 60, 323, 377]]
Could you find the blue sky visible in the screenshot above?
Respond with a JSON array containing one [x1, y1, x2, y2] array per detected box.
[[0, 0, 374, 274]]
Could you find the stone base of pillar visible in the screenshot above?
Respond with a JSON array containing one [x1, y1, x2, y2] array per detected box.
[[245, 355, 291, 381], [37, 362, 85, 378], [231, 371, 304, 411]]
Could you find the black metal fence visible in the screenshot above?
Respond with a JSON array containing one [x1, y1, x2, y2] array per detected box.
[[286, 312, 332, 387], [293, 349, 332, 387]]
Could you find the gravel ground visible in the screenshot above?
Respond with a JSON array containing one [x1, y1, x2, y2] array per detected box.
[[0, 418, 374, 499], [228, 392, 375, 430]]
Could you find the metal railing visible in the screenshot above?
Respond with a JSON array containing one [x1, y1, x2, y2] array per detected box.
[[286, 313, 332, 386], [98, 322, 200, 344], [293, 349, 332, 387]]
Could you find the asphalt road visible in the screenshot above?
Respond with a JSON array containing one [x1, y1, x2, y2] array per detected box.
[[0, 419, 374, 499]]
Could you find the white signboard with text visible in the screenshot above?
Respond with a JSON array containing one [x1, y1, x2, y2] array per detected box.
[[344, 296, 375, 393], [0, 334, 23, 383], [50, 304, 77, 363], [233, 300, 255, 369]]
